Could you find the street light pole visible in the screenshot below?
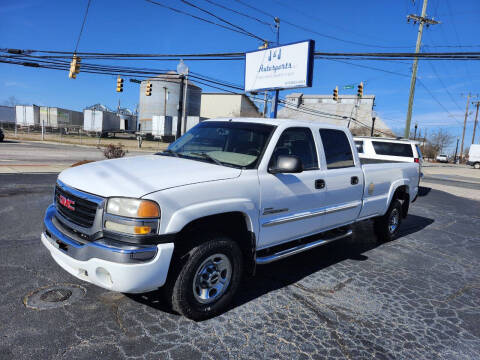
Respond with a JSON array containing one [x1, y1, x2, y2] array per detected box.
[[176, 59, 189, 139], [270, 17, 280, 119]]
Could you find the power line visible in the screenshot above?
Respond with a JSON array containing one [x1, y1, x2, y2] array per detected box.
[[201, 0, 271, 27], [145, 0, 266, 42], [232, 0, 416, 49], [74, 0, 92, 53], [179, 0, 267, 42]]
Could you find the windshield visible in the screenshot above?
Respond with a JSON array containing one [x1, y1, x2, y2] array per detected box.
[[166, 121, 275, 168]]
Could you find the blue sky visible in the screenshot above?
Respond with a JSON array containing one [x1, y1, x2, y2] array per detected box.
[[1, 0, 479, 152]]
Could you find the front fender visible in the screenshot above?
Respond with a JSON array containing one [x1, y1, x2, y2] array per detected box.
[[163, 198, 257, 235]]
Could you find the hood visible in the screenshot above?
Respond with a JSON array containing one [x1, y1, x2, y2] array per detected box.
[[58, 155, 242, 198]]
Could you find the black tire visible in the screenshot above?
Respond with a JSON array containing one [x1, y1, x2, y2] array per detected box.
[[164, 235, 243, 320], [373, 199, 403, 242], [474, 162, 480, 170]]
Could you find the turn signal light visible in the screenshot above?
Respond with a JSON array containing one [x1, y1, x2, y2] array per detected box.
[[134, 226, 152, 235], [137, 201, 160, 218]]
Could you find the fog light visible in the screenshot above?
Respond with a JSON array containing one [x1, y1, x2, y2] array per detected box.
[[104, 221, 152, 235]]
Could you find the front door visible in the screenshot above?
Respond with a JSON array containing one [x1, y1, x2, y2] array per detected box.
[[258, 127, 325, 250]]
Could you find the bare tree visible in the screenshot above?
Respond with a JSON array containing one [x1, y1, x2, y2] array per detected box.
[[429, 128, 454, 154], [3, 96, 20, 107]]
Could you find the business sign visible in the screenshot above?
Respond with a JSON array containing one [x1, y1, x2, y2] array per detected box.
[[244, 40, 315, 92]]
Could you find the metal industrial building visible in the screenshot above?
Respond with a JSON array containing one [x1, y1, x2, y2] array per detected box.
[[200, 93, 262, 119], [39, 107, 83, 128], [138, 72, 202, 133], [278, 93, 393, 136], [16, 105, 40, 126], [0, 106, 15, 124]]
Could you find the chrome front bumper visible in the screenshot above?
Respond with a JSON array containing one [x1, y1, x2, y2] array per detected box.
[[42, 204, 174, 293]]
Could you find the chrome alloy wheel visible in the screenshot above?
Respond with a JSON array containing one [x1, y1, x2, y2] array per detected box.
[[193, 254, 232, 304], [389, 208, 400, 234]]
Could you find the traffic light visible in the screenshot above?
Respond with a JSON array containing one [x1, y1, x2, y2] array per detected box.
[[69, 55, 81, 79], [357, 82, 363, 98], [333, 86, 338, 101], [116, 77, 124, 92], [145, 82, 152, 96]]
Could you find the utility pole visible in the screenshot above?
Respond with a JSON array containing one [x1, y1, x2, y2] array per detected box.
[[414, 123, 418, 140], [472, 100, 480, 144], [404, 0, 439, 138], [270, 17, 280, 119], [176, 75, 184, 140], [454, 137, 459, 163], [370, 117, 376, 137], [460, 93, 470, 162], [163, 87, 168, 117]]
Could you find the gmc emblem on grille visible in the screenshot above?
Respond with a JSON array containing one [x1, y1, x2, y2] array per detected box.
[[59, 194, 75, 211]]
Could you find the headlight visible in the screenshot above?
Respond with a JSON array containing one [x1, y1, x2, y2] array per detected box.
[[104, 198, 160, 236], [106, 198, 160, 218]]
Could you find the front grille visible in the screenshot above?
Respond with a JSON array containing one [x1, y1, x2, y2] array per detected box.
[[55, 185, 98, 228]]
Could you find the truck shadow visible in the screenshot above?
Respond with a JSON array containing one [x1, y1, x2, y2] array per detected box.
[[128, 214, 434, 318], [229, 214, 434, 311]]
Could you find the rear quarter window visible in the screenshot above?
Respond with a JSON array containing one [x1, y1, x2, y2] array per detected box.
[[354, 140, 364, 153], [372, 141, 413, 157]]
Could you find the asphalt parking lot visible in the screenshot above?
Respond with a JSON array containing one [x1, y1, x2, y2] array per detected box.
[[0, 172, 479, 360]]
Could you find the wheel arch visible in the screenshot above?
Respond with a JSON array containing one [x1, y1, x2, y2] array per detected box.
[[173, 211, 257, 275]]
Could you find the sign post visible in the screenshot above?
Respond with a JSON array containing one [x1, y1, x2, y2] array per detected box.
[[244, 40, 315, 118]]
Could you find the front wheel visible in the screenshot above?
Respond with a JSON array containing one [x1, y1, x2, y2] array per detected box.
[[373, 199, 403, 242], [474, 162, 480, 170], [165, 236, 243, 320]]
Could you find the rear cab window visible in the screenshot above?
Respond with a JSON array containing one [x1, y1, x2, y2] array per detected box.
[[319, 129, 355, 169], [372, 141, 413, 157]]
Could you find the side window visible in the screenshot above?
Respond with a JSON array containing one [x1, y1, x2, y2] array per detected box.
[[271, 127, 318, 170], [372, 141, 413, 157], [354, 140, 364, 153], [319, 129, 355, 169]]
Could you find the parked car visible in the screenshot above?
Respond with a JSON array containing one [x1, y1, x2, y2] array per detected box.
[[467, 144, 480, 169], [436, 154, 448, 163], [41, 118, 420, 320], [354, 137, 422, 167], [0, 128, 4, 142]]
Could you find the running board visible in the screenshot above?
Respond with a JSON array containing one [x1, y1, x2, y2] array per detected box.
[[255, 229, 353, 265]]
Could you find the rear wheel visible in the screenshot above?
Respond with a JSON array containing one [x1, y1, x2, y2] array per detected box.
[[474, 162, 480, 169], [165, 235, 243, 320], [374, 199, 402, 242]]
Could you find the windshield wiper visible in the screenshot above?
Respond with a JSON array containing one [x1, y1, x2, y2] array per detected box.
[[156, 149, 179, 157], [189, 152, 223, 166]]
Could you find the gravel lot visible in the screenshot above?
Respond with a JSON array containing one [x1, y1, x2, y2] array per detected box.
[[1, 173, 479, 360]]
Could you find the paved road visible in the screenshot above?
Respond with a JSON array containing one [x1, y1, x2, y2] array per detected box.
[[1, 174, 479, 359], [0, 140, 154, 173]]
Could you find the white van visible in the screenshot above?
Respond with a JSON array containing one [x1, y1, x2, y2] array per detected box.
[[467, 144, 480, 169], [354, 137, 423, 166]]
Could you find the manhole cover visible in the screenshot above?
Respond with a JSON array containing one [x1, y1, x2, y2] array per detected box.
[[24, 284, 86, 310], [40, 289, 73, 302]]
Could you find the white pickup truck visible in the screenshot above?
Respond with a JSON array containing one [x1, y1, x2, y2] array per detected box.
[[41, 118, 420, 320]]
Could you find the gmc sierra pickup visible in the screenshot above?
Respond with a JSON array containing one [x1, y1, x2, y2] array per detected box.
[[41, 118, 420, 320]]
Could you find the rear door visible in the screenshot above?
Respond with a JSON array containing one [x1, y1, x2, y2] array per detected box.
[[318, 129, 364, 229], [258, 127, 325, 249]]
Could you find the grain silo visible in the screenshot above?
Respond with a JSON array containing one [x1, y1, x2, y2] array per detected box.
[[138, 72, 202, 133]]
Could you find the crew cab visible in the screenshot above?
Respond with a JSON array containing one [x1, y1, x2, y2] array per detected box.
[[41, 118, 420, 320]]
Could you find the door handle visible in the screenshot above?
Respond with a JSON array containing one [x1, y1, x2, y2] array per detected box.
[[315, 179, 325, 189], [351, 176, 359, 185]]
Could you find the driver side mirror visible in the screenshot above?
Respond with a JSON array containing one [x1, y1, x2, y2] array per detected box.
[[268, 155, 303, 174]]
